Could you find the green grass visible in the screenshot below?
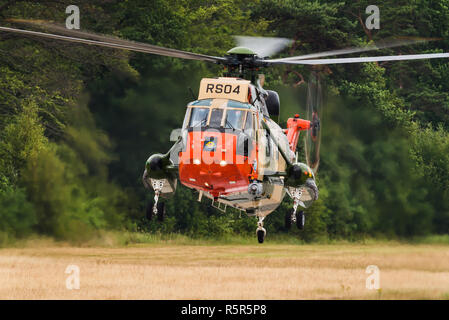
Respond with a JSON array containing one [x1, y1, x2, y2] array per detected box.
[[410, 234, 449, 244], [3, 230, 449, 248]]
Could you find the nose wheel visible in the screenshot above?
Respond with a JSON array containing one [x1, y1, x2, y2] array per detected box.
[[256, 216, 266, 243]]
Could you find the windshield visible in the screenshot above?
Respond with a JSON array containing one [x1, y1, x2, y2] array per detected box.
[[225, 109, 245, 129], [209, 109, 223, 127], [189, 107, 209, 127], [187, 99, 253, 130], [244, 112, 253, 136]]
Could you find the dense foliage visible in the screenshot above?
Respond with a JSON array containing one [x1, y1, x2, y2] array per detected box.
[[0, 0, 448, 243]]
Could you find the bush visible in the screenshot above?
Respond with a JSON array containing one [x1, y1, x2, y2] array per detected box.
[[0, 184, 36, 239]]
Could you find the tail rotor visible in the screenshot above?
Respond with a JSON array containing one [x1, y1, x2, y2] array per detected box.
[[304, 71, 323, 174]]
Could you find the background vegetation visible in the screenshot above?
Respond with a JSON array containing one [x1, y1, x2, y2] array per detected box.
[[0, 0, 448, 244]]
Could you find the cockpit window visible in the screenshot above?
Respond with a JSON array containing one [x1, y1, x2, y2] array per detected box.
[[225, 109, 245, 129], [189, 107, 209, 127], [209, 109, 223, 127], [244, 112, 253, 134], [187, 99, 254, 130]]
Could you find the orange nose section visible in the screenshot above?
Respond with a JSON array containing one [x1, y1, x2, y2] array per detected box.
[[178, 130, 256, 196]]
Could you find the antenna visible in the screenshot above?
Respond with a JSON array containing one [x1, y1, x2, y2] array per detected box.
[[188, 87, 195, 100]]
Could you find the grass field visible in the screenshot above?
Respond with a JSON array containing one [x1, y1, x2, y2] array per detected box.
[[1, 241, 449, 299]]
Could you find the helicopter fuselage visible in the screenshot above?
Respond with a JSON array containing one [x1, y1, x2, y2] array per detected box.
[[143, 76, 316, 218], [173, 77, 310, 216]]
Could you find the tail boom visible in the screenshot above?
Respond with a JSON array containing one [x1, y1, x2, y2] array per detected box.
[[284, 114, 310, 152]]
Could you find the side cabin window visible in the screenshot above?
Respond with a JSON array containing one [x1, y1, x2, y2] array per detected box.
[[265, 130, 271, 157]]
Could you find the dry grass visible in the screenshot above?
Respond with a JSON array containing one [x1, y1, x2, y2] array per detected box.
[[1, 243, 449, 299]]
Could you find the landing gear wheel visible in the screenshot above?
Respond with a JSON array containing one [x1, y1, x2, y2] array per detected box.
[[256, 216, 266, 243], [146, 201, 165, 222], [156, 202, 165, 222], [257, 229, 265, 243], [296, 211, 305, 230], [146, 201, 154, 220], [285, 210, 292, 230]]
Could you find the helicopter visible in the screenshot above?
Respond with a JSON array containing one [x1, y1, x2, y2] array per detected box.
[[1, 22, 448, 243]]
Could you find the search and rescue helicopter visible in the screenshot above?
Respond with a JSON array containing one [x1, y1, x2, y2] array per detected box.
[[1, 21, 448, 243]]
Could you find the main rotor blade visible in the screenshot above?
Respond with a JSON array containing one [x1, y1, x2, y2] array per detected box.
[[268, 52, 449, 65], [0, 25, 225, 63], [234, 36, 292, 58], [266, 37, 438, 62]]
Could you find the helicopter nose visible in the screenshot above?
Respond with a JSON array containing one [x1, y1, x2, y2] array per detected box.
[[185, 132, 236, 172], [178, 130, 254, 194]]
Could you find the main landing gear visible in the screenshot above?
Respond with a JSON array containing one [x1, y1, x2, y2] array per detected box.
[[285, 187, 305, 230], [256, 216, 266, 244], [285, 209, 305, 230], [146, 179, 165, 222]]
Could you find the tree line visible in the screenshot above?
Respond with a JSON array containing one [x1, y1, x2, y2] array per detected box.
[[0, 0, 448, 244]]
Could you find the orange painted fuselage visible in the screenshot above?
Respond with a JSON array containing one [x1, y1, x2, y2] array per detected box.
[[179, 130, 257, 198]]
